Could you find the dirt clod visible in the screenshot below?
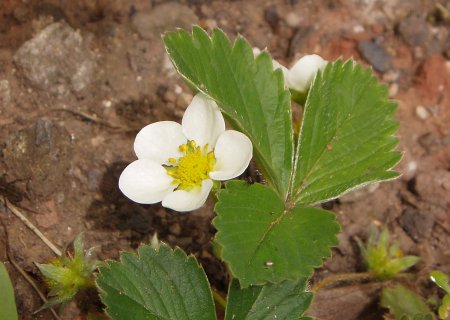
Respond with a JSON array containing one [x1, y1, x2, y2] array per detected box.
[[398, 208, 434, 241], [3, 118, 73, 199]]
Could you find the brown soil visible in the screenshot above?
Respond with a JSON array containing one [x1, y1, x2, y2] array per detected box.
[[0, 0, 449, 319]]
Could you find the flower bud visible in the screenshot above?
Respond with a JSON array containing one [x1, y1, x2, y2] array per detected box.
[[287, 54, 327, 93]]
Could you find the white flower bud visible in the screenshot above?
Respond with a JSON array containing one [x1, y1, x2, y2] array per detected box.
[[287, 54, 327, 93]]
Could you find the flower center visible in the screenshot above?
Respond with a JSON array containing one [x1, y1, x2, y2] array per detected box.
[[166, 140, 215, 190]]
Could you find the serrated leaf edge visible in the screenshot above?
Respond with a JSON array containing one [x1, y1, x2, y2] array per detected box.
[[290, 59, 402, 206], [96, 243, 215, 320], [213, 181, 340, 288]]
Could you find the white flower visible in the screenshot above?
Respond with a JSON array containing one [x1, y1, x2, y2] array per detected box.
[[119, 93, 253, 212], [286, 54, 327, 93], [253, 48, 327, 93]]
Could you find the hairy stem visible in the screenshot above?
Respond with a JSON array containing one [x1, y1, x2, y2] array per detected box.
[[311, 272, 376, 292]]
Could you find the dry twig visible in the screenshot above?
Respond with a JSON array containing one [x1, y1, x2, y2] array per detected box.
[[2, 197, 62, 256]]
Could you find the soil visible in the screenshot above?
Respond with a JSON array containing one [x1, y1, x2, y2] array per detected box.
[[0, 0, 449, 319]]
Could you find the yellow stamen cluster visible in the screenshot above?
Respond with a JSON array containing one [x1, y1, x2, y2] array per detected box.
[[166, 140, 215, 190]]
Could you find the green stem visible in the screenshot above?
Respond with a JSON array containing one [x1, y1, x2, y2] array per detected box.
[[212, 290, 227, 310], [311, 272, 376, 292]]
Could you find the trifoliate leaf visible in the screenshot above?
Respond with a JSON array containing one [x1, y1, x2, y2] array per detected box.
[[164, 27, 293, 199], [292, 60, 401, 205], [214, 181, 339, 287], [0, 262, 18, 320], [96, 243, 216, 320], [225, 277, 312, 320]]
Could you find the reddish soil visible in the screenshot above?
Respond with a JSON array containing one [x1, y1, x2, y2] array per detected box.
[[0, 0, 449, 319]]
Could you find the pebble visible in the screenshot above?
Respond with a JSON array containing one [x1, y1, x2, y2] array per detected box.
[[398, 208, 434, 242], [415, 105, 430, 120], [406, 161, 417, 176], [174, 85, 183, 95], [13, 21, 96, 96], [102, 100, 112, 108], [357, 40, 392, 72], [353, 25, 365, 33], [398, 13, 430, 47], [163, 90, 176, 103], [388, 83, 399, 97], [382, 70, 400, 83], [35, 117, 53, 146], [285, 12, 302, 28], [202, 19, 218, 30]]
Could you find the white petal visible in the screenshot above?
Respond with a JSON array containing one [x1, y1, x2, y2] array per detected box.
[[119, 159, 175, 204], [162, 179, 213, 212], [272, 59, 289, 84], [287, 54, 327, 92], [209, 130, 253, 180], [134, 121, 186, 164], [182, 93, 225, 148], [252, 47, 262, 56]]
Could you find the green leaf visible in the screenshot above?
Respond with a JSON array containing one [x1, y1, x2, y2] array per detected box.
[[430, 271, 450, 294], [96, 243, 216, 320], [291, 60, 401, 205], [214, 181, 339, 287], [163, 27, 293, 198], [225, 277, 312, 320], [381, 284, 433, 319], [36, 263, 72, 283], [0, 262, 18, 320], [438, 294, 450, 319], [431, 271, 450, 319]]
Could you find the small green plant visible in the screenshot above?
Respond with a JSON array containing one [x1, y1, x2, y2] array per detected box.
[[36, 234, 99, 311], [376, 270, 450, 320], [380, 284, 434, 320], [0, 262, 18, 320], [430, 270, 450, 319], [356, 227, 420, 280]]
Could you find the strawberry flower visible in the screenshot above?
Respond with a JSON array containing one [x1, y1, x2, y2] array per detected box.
[[119, 93, 253, 212]]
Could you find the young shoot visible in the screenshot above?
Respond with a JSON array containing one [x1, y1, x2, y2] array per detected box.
[[356, 227, 420, 280], [36, 234, 99, 312]]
